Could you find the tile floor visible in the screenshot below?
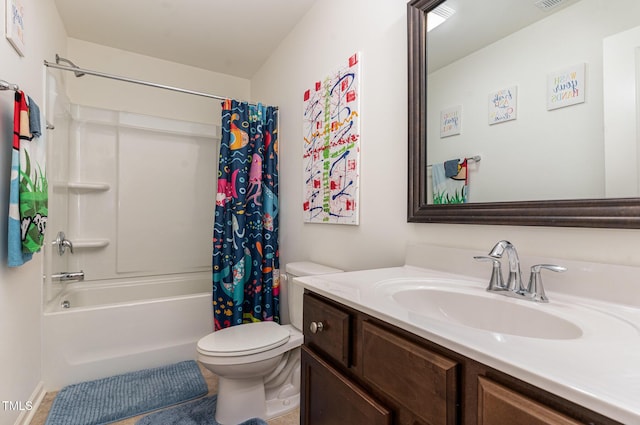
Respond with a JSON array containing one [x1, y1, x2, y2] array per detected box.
[[30, 363, 299, 425]]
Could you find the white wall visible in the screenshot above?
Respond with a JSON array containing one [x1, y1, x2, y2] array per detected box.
[[251, 0, 640, 273], [251, 0, 417, 270], [0, 1, 67, 424]]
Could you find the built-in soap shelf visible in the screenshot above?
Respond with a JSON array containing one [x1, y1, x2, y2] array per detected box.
[[71, 239, 110, 249], [51, 182, 110, 192]]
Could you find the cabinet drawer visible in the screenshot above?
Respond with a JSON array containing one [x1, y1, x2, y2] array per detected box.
[[301, 346, 392, 425], [303, 293, 352, 368], [478, 377, 582, 425], [362, 321, 459, 425]]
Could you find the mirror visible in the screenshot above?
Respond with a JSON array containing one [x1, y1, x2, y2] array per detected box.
[[408, 0, 640, 227]]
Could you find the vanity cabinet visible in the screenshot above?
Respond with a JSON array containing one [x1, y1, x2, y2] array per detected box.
[[302, 292, 458, 425], [301, 292, 621, 425]]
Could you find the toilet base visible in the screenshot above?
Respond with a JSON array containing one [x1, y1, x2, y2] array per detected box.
[[216, 376, 266, 425], [215, 376, 300, 424], [264, 348, 301, 419], [266, 392, 299, 420]]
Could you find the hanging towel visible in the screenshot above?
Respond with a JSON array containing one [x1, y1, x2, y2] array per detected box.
[[432, 158, 468, 204], [8, 92, 48, 267], [20, 95, 48, 254], [8, 91, 32, 266], [27, 95, 41, 137], [444, 158, 460, 178]]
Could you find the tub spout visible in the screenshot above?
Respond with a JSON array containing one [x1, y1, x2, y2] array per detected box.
[[52, 271, 85, 282]]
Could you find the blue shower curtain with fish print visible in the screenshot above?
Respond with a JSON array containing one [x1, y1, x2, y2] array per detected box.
[[212, 99, 279, 331]]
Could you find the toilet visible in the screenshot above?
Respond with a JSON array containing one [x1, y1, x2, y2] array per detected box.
[[197, 261, 343, 425]]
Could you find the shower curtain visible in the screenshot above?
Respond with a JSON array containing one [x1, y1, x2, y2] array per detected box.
[[212, 99, 279, 331]]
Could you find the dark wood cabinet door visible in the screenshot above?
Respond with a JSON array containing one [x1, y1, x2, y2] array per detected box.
[[361, 321, 459, 425], [301, 345, 392, 425], [478, 377, 582, 425], [303, 293, 352, 368]]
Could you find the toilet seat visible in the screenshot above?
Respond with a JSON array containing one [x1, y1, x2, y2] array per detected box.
[[197, 322, 290, 357]]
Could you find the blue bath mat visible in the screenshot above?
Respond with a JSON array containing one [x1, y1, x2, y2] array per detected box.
[[45, 360, 208, 425], [135, 395, 268, 425]]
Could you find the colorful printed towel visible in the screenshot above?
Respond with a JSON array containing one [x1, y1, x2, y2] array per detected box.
[[8, 91, 48, 267], [432, 158, 468, 204]]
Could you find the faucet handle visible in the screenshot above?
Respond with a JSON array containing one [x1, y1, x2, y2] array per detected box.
[[474, 256, 505, 292], [53, 231, 74, 255], [526, 264, 567, 303]]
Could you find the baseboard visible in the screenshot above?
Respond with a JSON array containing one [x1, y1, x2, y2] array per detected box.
[[14, 381, 45, 425]]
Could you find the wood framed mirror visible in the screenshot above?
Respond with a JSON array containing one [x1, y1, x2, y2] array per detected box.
[[407, 0, 640, 228]]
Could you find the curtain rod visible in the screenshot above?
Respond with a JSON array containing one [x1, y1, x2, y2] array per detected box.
[[44, 60, 228, 101], [44, 58, 273, 108]]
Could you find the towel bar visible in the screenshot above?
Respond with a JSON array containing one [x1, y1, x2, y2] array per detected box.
[[0, 79, 19, 91], [427, 155, 481, 169]]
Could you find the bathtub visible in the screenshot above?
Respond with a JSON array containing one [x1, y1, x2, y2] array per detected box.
[[42, 272, 213, 391]]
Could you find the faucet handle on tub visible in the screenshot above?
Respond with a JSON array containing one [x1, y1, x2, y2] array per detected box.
[[525, 264, 567, 303], [474, 256, 506, 292], [53, 231, 74, 255]]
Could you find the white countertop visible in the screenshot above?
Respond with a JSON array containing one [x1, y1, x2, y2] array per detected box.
[[295, 264, 640, 424]]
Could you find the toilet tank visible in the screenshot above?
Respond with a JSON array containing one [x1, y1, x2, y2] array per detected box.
[[285, 262, 343, 330]]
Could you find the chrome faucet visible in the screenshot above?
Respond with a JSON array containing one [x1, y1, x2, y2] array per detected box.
[[474, 240, 566, 303], [488, 240, 524, 293]]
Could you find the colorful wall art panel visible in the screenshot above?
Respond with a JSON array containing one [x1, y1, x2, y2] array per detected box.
[[6, 0, 25, 56], [488, 86, 517, 125], [440, 105, 462, 138], [302, 53, 361, 225], [547, 63, 586, 110]]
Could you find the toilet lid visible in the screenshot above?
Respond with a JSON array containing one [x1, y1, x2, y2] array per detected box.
[[197, 322, 290, 357]]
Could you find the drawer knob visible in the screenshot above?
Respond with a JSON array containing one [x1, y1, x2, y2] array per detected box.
[[310, 321, 324, 334]]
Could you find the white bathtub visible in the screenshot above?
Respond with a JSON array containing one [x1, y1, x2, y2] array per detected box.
[[42, 272, 213, 390]]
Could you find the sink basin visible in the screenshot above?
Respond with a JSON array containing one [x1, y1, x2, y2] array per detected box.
[[392, 287, 583, 340]]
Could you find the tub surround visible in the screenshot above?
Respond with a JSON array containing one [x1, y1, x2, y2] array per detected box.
[[295, 244, 640, 424], [49, 103, 218, 286]]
